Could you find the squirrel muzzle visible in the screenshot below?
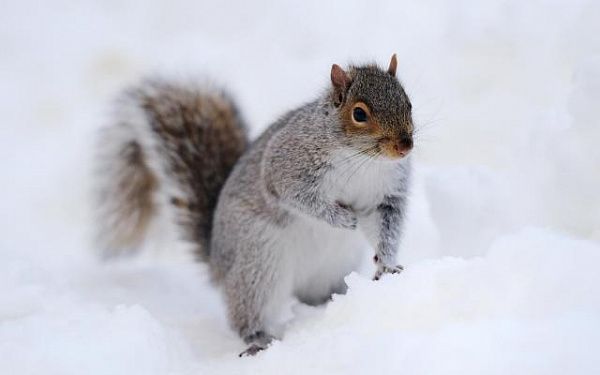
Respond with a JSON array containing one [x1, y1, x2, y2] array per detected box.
[[379, 135, 413, 159]]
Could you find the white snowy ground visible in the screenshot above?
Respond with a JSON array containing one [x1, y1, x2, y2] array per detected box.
[[1, 1, 600, 374]]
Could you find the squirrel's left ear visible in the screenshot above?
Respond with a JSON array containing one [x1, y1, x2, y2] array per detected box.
[[331, 64, 350, 89], [387, 54, 398, 77], [331, 64, 351, 107]]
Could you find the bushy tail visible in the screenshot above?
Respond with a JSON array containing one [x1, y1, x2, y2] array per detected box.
[[94, 78, 248, 260], [94, 123, 157, 257]]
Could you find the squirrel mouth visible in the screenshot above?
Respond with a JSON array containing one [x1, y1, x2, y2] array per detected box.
[[381, 151, 410, 160]]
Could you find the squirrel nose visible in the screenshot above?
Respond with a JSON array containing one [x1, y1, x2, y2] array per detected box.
[[393, 136, 413, 157]]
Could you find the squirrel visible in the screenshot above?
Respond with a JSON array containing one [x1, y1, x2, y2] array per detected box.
[[94, 55, 414, 356]]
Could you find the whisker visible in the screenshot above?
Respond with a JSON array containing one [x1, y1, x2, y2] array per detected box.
[[334, 146, 379, 174], [343, 149, 378, 184], [336, 145, 378, 166], [336, 152, 370, 180]]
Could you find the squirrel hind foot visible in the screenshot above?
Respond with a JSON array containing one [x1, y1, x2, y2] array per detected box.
[[238, 343, 267, 357], [239, 331, 274, 357]]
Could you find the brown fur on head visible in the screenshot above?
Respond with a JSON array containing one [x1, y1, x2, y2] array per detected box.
[[330, 54, 413, 159]]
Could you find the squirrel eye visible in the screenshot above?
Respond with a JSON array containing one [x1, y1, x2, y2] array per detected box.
[[352, 107, 368, 123]]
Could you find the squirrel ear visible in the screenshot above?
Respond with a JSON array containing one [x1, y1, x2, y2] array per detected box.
[[331, 64, 350, 89], [387, 54, 398, 77]]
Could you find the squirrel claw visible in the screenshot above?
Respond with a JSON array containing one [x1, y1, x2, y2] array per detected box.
[[239, 331, 273, 357], [373, 263, 404, 281], [239, 343, 267, 357]]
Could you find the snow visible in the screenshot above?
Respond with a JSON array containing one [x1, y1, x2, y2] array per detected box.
[[1, 0, 600, 374]]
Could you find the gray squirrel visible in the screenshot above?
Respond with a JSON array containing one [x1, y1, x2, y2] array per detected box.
[[95, 55, 414, 356]]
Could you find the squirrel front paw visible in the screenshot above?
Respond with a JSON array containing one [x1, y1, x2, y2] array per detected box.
[[372, 255, 404, 280], [327, 201, 357, 230]]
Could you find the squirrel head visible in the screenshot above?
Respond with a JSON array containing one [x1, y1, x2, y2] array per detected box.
[[330, 54, 413, 160]]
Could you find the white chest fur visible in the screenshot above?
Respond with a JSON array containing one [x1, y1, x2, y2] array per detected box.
[[324, 149, 405, 213], [269, 149, 408, 316]]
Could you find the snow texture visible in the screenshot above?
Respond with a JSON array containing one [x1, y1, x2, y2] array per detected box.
[[1, 0, 599, 374]]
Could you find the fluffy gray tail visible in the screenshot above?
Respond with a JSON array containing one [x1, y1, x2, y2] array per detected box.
[[94, 79, 248, 260]]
